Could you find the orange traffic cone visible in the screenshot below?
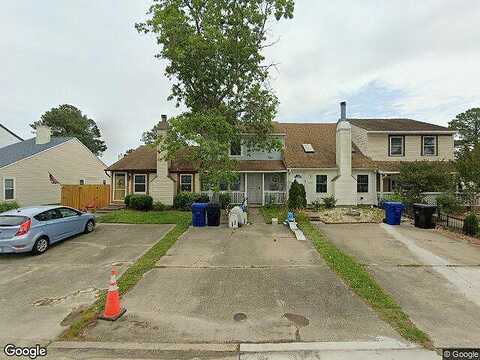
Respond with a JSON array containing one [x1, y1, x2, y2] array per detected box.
[[99, 267, 126, 321]]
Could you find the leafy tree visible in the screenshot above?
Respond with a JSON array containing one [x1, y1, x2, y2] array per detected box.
[[31, 104, 107, 156], [142, 121, 166, 145], [456, 145, 480, 205], [449, 108, 480, 154], [136, 0, 294, 186], [397, 161, 455, 205]]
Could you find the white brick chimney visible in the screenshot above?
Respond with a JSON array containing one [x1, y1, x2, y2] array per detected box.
[[333, 102, 357, 205], [35, 126, 51, 145]]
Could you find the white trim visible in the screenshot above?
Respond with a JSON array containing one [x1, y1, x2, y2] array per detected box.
[[133, 174, 147, 194], [3, 177, 16, 201], [113, 172, 127, 201], [367, 130, 456, 134], [179, 173, 193, 192]]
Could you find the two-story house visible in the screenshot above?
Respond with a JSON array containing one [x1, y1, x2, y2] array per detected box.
[[106, 102, 456, 206]]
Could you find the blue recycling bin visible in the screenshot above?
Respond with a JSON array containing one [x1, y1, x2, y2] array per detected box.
[[383, 201, 404, 225], [192, 203, 208, 227]]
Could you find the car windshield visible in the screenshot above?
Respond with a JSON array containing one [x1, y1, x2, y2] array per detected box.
[[0, 215, 28, 226]]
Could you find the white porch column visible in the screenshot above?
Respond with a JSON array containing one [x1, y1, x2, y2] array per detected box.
[[379, 172, 384, 204], [262, 173, 265, 206], [244, 173, 248, 204]]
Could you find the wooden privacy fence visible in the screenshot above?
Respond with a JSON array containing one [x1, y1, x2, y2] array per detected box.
[[61, 185, 110, 211]]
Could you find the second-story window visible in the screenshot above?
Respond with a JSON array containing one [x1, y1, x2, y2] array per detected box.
[[422, 136, 437, 156], [389, 136, 404, 157], [230, 139, 241, 156]]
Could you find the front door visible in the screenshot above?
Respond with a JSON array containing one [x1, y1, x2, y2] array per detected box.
[[247, 173, 263, 204], [113, 173, 127, 201]]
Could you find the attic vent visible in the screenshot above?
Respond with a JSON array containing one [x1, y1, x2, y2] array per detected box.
[[302, 144, 315, 153]]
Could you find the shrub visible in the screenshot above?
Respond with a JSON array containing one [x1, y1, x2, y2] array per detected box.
[[128, 195, 153, 211], [463, 212, 479, 236], [218, 193, 231, 210], [152, 202, 166, 211], [383, 193, 403, 203], [436, 193, 462, 214], [124, 194, 133, 207], [0, 201, 20, 213], [323, 194, 337, 209], [311, 200, 323, 211], [197, 194, 210, 203], [173, 192, 207, 211], [288, 180, 306, 210]]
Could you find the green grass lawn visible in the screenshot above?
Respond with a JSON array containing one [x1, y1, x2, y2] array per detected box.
[[60, 209, 191, 340], [98, 209, 191, 225], [260, 206, 288, 224], [259, 206, 432, 348]]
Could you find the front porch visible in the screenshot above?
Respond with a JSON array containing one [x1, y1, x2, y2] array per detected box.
[[202, 172, 287, 205]]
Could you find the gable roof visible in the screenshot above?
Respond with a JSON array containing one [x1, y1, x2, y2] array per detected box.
[[0, 123, 23, 142], [276, 123, 376, 169], [349, 118, 451, 132], [106, 146, 157, 171], [0, 137, 72, 168]]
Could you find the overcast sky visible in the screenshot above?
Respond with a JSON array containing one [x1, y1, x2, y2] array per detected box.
[[1, 1, 479, 165]]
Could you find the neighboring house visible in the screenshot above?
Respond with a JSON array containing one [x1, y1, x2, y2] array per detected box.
[[0, 123, 23, 148], [106, 103, 456, 206], [0, 126, 108, 206]]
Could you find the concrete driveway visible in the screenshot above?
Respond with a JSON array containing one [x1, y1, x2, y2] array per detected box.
[[316, 222, 480, 348], [0, 223, 173, 345], [85, 218, 402, 345]]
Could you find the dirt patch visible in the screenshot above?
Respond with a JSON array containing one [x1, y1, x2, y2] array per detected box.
[[307, 207, 384, 224]]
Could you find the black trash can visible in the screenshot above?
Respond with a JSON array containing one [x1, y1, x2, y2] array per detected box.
[[413, 203, 437, 229], [206, 202, 221, 226]]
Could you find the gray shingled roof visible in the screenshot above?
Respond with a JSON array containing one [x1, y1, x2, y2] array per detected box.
[[349, 118, 450, 132], [0, 137, 72, 168]]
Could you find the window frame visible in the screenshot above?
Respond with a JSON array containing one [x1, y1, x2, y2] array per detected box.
[[389, 135, 405, 157], [180, 174, 193, 193], [422, 135, 438, 156], [315, 175, 328, 193], [357, 174, 369, 193], [57, 207, 81, 218], [133, 174, 147, 194], [3, 177, 15, 201], [229, 139, 242, 157], [79, 179, 86, 185]]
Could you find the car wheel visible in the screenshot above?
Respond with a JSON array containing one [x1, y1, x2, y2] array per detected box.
[[32, 237, 49, 255], [84, 220, 95, 233]]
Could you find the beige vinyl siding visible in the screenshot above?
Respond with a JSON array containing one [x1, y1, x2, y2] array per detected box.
[[351, 125, 368, 155], [366, 133, 454, 161], [287, 169, 338, 204], [353, 170, 377, 205], [0, 139, 108, 206]]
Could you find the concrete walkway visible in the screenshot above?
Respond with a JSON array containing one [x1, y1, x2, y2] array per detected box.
[[84, 214, 403, 345], [316, 222, 480, 348]]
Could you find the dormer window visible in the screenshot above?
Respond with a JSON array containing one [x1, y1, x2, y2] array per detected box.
[[389, 136, 404, 157], [302, 144, 315, 153], [230, 139, 241, 156]]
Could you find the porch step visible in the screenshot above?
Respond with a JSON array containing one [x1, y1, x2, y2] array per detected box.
[[96, 203, 126, 214]]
